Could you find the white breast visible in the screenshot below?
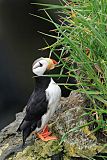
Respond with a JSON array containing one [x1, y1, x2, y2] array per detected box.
[[36, 78, 61, 132]]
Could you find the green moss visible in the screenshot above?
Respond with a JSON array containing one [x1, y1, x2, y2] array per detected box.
[[81, 126, 96, 140], [64, 143, 78, 158], [64, 142, 107, 159], [11, 140, 63, 160]]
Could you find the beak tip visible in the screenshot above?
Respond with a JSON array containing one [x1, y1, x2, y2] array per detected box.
[[51, 59, 58, 65]]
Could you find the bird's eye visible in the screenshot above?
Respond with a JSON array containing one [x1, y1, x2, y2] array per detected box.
[[39, 62, 43, 67]]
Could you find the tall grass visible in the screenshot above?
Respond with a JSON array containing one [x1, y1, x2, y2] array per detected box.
[[33, 0, 107, 158]]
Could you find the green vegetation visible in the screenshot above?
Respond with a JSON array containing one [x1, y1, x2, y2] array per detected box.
[[32, 0, 107, 159]]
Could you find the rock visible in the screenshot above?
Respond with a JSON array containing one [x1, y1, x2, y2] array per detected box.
[[0, 92, 107, 160], [0, 108, 26, 160]]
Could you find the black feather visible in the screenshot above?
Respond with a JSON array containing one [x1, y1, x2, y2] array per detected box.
[[17, 76, 51, 145]]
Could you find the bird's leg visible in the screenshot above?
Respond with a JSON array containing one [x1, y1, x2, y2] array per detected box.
[[37, 125, 58, 141], [31, 126, 51, 138]]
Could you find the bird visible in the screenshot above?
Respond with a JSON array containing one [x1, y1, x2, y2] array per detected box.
[[17, 57, 61, 145]]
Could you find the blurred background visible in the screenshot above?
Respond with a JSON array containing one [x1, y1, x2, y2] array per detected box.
[[0, 0, 59, 130]]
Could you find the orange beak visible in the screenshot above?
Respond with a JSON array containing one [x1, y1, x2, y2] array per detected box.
[[48, 59, 58, 70], [44, 58, 58, 70], [50, 59, 58, 65]]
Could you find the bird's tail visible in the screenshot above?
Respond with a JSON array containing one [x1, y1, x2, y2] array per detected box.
[[17, 119, 30, 132], [17, 119, 32, 146]]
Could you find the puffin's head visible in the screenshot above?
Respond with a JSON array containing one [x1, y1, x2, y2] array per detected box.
[[32, 57, 58, 76]]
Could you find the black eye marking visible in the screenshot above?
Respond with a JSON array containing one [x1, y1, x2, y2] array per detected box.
[[39, 62, 43, 67]]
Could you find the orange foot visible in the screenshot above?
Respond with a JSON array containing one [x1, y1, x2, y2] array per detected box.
[[37, 125, 58, 141]]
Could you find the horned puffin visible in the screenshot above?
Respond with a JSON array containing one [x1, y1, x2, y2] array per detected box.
[[17, 57, 61, 145]]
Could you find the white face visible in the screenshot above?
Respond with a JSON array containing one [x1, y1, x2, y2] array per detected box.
[[32, 58, 49, 76]]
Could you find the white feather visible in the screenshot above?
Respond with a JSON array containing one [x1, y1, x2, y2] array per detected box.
[[36, 78, 61, 132], [32, 59, 48, 76]]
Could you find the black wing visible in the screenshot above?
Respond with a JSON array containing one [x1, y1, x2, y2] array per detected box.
[[17, 89, 48, 145], [25, 89, 48, 121]]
